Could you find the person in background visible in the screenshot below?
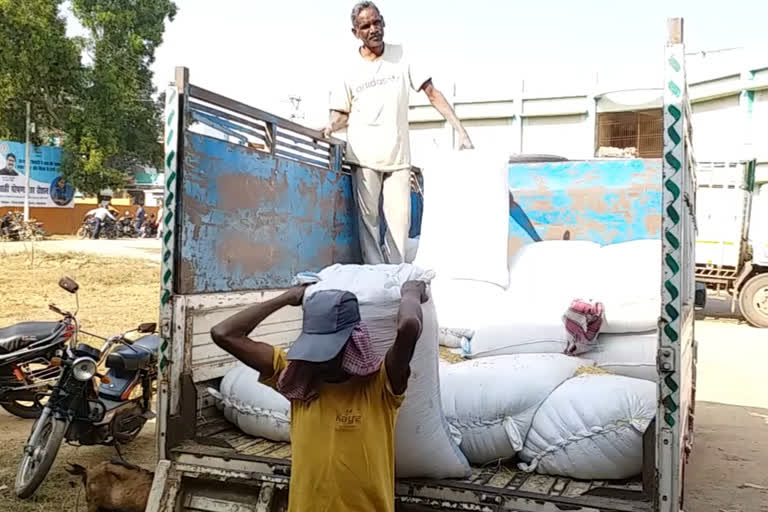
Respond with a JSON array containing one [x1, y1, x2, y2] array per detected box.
[[135, 204, 146, 232], [85, 205, 116, 239], [144, 213, 156, 237], [0, 153, 19, 176], [210, 281, 428, 512], [155, 206, 163, 239], [323, 1, 474, 265]]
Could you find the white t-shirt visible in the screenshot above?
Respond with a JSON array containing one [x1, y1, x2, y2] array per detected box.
[[331, 44, 429, 172], [87, 207, 115, 221]]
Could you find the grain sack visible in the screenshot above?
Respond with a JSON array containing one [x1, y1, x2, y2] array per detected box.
[[584, 331, 658, 381], [507, 240, 602, 310], [519, 374, 656, 479], [430, 278, 509, 333], [308, 264, 471, 479], [440, 354, 592, 464], [211, 364, 291, 442], [414, 150, 510, 288], [458, 292, 571, 358], [598, 240, 661, 333]]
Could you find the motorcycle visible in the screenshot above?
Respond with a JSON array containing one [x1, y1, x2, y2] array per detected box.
[[0, 319, 73, 419], [77, 216, 118, 240], [139, 220, 157, 238], [15, 277, 159, 499], [117, 216, 137, 238]]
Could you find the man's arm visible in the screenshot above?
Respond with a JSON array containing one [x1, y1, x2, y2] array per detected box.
[[210, 286, 306, 378], [421, 80, 474, 150], [385, 281, 428, 395], [322, 110, 349, 139]]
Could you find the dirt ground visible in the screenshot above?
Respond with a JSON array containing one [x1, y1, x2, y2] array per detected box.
[[0, 240, 765, 511], [0, 249, 160, 511], [1, 238, 160, 262]]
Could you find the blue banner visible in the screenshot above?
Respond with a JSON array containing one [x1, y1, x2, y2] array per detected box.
[[0, 140, 74, 208]]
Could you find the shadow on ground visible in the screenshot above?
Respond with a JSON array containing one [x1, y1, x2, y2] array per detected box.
[[685, 402, 768, 512]]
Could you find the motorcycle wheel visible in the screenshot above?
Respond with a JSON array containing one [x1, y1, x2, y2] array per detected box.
[[77, 225, 89, 239], [15, 415, 67, 499], [1, 400, 43, 419]]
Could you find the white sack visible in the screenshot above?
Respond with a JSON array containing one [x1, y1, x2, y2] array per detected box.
[[439, 327, 474, 349], [459, 293, 570, 357], [440, 354, 592, 464], [519, 374, 656, 479], [598, 240, 661, 333], [453, 241, 601, 358], [507, 240, 602, 311], [308, 264, 471, 479], [211, 364, 291, 442], [405, 237, 419, 263], [584, 331, 658, 381], [414, 150, 510, 288], [430, 278, 509, 332]]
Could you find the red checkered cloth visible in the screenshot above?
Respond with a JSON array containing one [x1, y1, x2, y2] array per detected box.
[[563, 299, 604, 356], [277, 322, 382, 402]]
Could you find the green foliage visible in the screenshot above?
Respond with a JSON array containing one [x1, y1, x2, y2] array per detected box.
[[0, 0, 176, 195], [0, 0, 83, 142]]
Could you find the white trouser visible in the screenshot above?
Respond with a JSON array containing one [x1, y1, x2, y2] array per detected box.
[[352, 166, 411, 264]]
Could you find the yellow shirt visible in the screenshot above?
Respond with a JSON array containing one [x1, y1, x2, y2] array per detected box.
[[260, 348, 405, 512]]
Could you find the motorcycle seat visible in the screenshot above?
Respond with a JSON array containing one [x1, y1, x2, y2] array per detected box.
[[0, 322, 62, 353], [106, 335, 160, 372]]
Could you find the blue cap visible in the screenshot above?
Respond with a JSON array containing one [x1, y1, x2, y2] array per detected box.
[[286, 290, 360, 362]]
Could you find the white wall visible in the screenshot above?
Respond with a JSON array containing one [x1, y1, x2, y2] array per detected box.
[[521, 114, 590, 159], [409, 121, 446, 169], [462, 118, 516, 154]]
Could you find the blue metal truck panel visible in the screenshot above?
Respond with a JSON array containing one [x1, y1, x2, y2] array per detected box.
[[507, 159, 663, 256], [178, 132, 360, 294]]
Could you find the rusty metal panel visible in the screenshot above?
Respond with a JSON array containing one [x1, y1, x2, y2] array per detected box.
[[507, 159, 663, 257], [178, 132, 360, 294]]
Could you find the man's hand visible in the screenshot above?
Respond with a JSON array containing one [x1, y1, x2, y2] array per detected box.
[[401, 280, 428, 304], [386, 280, 428, 395], [457, 132, 475, 151], [322, 110, 349, 140], [284, 284, 309, 307], [422, 81, 474, 152]]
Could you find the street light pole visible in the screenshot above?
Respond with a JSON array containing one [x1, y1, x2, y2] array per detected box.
[[23, 101, 31, 221]]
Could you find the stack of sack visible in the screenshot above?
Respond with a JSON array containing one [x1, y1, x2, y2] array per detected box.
[[411, 152, 661, 480], [454, 239, 660, 383]]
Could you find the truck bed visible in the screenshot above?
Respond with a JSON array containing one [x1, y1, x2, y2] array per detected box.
[[170, 410, 652, 512]]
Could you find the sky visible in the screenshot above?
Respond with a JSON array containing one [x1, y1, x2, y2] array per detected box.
[[66, 0, 768, 127]]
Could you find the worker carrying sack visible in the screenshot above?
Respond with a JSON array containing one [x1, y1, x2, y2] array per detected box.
[[307, 263, 471, 479]]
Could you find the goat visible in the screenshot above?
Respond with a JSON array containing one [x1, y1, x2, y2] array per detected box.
[[66, 457, 154, 512]]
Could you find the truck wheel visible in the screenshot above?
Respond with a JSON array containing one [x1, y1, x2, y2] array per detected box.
[[738, 273, 768, 328]]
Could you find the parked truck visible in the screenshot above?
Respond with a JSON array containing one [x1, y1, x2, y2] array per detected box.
[[694, 160, 768, 327], [147, 19, 697, 512]]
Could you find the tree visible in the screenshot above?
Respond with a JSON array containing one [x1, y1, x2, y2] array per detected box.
[[0, 0, 83, 142], [61, 0, 177, 195]]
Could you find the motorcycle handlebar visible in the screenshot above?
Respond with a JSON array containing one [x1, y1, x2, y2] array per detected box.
[[48, 303, 66, 316]]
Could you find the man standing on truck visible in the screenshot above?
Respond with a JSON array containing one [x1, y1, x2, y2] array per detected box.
[[323, 1, 474, 264], [210, 281, 427, 512]]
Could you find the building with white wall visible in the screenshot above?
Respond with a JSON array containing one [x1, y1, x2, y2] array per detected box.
[[408, 47, 768, 182]]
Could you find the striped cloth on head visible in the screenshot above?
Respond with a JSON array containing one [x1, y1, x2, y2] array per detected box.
[[277, 322, 382, 402], [563, 299, 604, 356]]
